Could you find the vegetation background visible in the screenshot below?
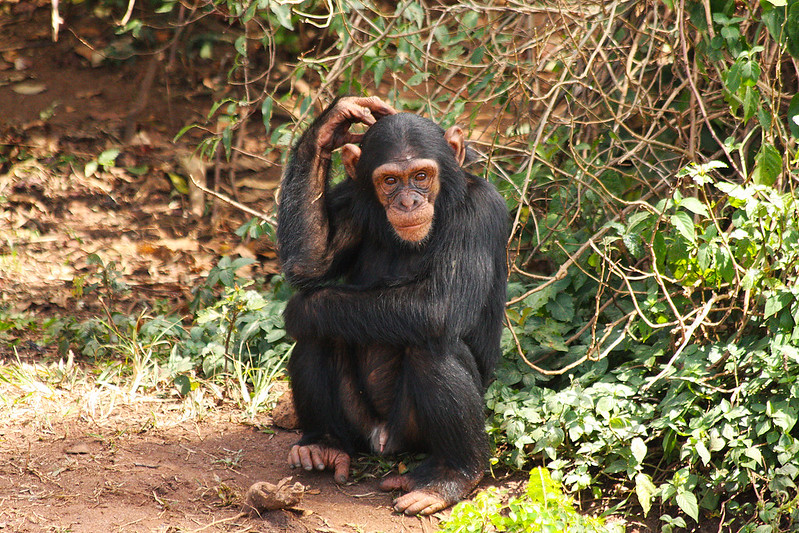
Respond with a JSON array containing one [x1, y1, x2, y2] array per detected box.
[[2, 0, 799, 531]]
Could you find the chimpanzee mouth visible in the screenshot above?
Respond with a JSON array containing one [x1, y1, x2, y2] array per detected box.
[[397, 221, 426, 230]]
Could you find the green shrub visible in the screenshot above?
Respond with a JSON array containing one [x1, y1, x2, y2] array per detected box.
[[440, 468, 623, 532]]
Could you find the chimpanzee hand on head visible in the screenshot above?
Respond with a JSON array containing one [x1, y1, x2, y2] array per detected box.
[[315, 96, 397, 153]]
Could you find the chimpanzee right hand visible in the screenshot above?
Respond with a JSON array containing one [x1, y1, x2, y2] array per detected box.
[[316, 96, 397, 153]]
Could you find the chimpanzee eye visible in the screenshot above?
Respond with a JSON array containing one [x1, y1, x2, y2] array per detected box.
[[384, 176, 398, 186], [415, 172, 427, 181]]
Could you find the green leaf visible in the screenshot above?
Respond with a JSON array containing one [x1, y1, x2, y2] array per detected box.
[[695, 441, 711, 465], [206, 97, 234, 120], [626, 211, 652, 232], [740, 60, 760, 86], [155, 2, 175, 13], [720, 25, 739, 42], [635, 473, 657, 517], [741, 268, 759, 290], [405, 72, 430, 87], [678, 197, 709, 218], [234, 35, 247, 56], [768, 401, 798, 432], [622, 233, 644, 258], [222, 126, 233, 161], [751, 143, 782, 186], [84, 160, 99, 178], [675, 491, 699, 521], [787, 93, 799, 138], [168, 172, 190, 195], [98, 148, 120, 169], [496, 366, 522, 386], [402, 1, 424, 27], [87, 253, 104, 266], [631, 437, 647, 464], [241, 1, 257, 23], [261, 96, 273, 137], [173, 123, 199, 142], [461, 11, 479, 29], [743, 86, 759, 123], [173, 374, 192, 396], [745, 446, 764, 465], [373, 60, 386, 88], [546, 293, 574, 322], [126, 165, 148, 176], [726, 62, 742, 92], [523, 285, 554, 313], [231, 257, 256, 270], [716, 247, 735, 283], [787, 2, 799, 58], [670, 212, 696, 243], [765, 292, 793, 319], [270, 3, 293, 30]]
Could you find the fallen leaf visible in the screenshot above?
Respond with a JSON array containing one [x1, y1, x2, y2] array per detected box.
[[12, 82, 46, 95]]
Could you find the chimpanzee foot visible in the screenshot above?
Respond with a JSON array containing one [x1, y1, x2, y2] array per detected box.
[[288, 444, 351, 484], [379, 475, 451, 516]]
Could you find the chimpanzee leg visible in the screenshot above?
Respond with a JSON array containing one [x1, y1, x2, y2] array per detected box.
[[380, 341, 488, 515], [287, 338, 368, 482]]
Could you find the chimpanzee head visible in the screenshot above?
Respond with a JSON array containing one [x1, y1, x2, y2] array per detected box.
[[341, 113, 468, 243]]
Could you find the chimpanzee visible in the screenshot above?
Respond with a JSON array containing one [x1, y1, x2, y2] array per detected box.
[[276, 96, 508, 515]]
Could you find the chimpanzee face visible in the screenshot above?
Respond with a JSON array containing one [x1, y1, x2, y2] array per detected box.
[[370, 156, 440, 242], [340, 113, 466, 243]]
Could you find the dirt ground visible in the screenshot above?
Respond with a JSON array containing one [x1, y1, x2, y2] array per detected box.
[[0, 5, 440, 532], [0, 386, 438, 533]]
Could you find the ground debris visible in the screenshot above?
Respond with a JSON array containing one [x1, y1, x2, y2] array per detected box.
[[242, 476, 305, 515], [270, 382, 299, 430], [63, 442, 91, 455]]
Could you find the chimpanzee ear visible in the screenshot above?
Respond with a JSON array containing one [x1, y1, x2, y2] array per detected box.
[[341, 143, 361, 180], [444, 125, 466, 166]]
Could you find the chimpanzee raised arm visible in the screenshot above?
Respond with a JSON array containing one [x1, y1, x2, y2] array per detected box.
[[277, 97, 397, 289]]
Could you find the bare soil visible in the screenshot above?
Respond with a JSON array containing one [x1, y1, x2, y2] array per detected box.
[[0, 391, 434, 533], [0, 5, 434, 532]]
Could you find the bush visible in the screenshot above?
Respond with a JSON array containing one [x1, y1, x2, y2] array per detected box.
[[440, 468, 623, 533]]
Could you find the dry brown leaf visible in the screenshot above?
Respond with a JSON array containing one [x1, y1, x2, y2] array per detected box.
[[12, 82, 46, 95]]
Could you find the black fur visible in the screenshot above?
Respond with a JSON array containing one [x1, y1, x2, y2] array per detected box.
[[277, 105, 508, 504]]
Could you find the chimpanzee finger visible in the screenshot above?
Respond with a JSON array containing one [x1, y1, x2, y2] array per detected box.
[[288, 445, 300, 468], [333, 452, 351, 484], [311, 447, 326, 471], [351, 96, 398, 119], [298, 446, 316, 471], [341, 132, 364, 145], [352, 105, 376, 127], [333, 100, 376, 128]]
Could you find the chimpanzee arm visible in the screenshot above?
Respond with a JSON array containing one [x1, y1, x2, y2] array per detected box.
[[278, 97, 397, 289], [285, 180, 508, 344]]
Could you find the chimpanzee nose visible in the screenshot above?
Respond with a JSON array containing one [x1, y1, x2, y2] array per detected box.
[[400, 196, 417, 210]]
